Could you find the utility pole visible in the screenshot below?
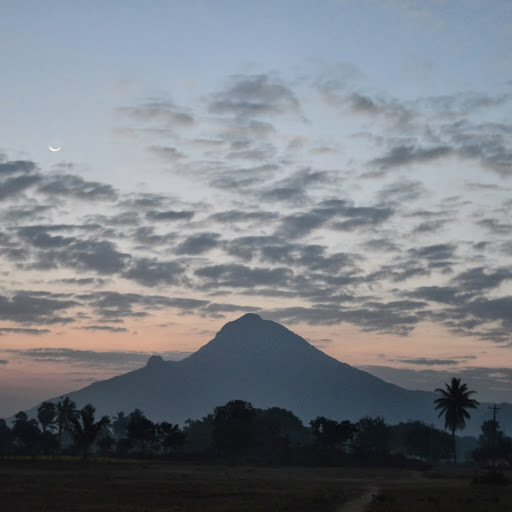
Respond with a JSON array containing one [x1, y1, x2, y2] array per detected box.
[[489, 404, 500, 468]]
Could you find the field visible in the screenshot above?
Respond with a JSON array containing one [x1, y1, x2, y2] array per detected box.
[[0, 460, 510, 511]]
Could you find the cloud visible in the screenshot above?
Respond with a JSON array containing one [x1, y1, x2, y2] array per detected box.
[[1, 204, 52, 222], [0, 292, 78, 325], [258, 168, 335, 205], [452, 266, 512, 293], [331, 206, 394, 231], [347, 92, 380, 114], [0, 174, 41, 200], [209, 74, 300, 117], [149, 145, 186, 161], [78, 291, 210, 322], [276, 212, 327, 239], [79, 325, 129, 333], [208, 164, 279, 190], [407, 286, 462, 305], [358, 365, 512, 404], [122, 258, 185, 287], [0, 327, 51, 335], [378, 180, 427, 204], [57, 277, 107, 286], [412, 219, 451, 233], [201, 303, 261, 315], [209, 210, 278, 224], [195, 264, 293, 289], [266, 299, 426, 335], [146, 210, 194, 221], [119, 99, 194, 127], [362, 238, 400, 252], [476, 218, 512, 235], [38, 174, 118, 200], [61, 239, 129, 274], [4, 347, 165, 371], [18, 225, 77, 249], [396, 357, 463, 366], [409, 243, 456, 262], [0, 158, 37, 175], [175, 233, 220, 255], [370, 145, 453, 170]]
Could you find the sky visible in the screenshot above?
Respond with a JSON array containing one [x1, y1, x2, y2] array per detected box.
[[0, 0, 511, 419]]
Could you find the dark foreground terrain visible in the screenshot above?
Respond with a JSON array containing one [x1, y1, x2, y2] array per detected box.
[[0, 460, 511, 511]]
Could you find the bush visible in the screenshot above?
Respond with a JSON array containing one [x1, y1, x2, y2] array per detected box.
[[472, 469, 510, 485]]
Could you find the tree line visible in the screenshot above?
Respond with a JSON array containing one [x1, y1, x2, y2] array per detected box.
[[1, 391, 510, 466]]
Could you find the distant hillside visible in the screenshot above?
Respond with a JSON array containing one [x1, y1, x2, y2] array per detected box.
[[19, 314, 512, 436]]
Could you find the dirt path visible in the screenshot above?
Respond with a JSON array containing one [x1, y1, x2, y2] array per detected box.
[[338, 486, 379, 512]]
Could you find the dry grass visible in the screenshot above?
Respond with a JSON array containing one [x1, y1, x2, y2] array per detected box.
[[0, 459, 363, 511], [2, 460, 509, 511], [367, 467, 512, 512]]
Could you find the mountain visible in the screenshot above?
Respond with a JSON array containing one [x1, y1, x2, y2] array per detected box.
[[24, 314, 512, 435]]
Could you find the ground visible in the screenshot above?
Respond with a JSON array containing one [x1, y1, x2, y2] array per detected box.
[[0, 460, 510, 511]]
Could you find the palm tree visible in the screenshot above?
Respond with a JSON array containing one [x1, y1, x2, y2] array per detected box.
[[67, 404, 110, 460], [56, 396, 77, 452], [112, 411, 128, 441], [37, 401, 57, 433], [434, 378, 479, 464]]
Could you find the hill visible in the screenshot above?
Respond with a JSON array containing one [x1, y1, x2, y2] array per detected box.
[[21, 314, 512, 435]]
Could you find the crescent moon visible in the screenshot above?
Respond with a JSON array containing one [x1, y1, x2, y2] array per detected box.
[[48, 145, 62, 152]]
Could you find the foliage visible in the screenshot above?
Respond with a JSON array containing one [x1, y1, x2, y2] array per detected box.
[[37, 401, 57, 433], [0, 419, 12, 456], [0, 397, 491, 466], [391, 421, 452, 463], [472, 420, 512, 466], [158, 422, 186, 453], [126, 408, 157, 454], [12, 411, 41, 454], [212, 399, 257, 456], [352, 416, 391, 457], [183, 414, 215, 454], [67, 404, 110, 460], [310, 416, 357, 450], [434, 378, 479, 464], [56, 396, 78, 451], [112, 411, 128, 440]]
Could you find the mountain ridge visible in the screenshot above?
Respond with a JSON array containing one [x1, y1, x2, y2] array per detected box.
[[15, 314, 512, 436]]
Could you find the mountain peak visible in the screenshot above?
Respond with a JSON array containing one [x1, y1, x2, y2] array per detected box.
[[189, 312, 316, 363], [233, 312, 262, 323], [146, 355, 165, 368]]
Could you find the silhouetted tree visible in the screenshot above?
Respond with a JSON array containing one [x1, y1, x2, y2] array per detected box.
[[434, 378, 479, 464], [112, 411, 128, 440], [310, 417, 357, 451], [353, 416, 391, 458], [12, 411, 41, 455], [183, 415, 215, 454], [472, 419, 512, 466], [391, 421, 452, 463], [213, 400, 256, 456], [158, 422, 186, 454], [0, 419, 12, 456], [258, 407, 311, 446], [126, 409, 157, 455], [96, 424, 114, 457], [37, 401, 57, 433], [56, 396, 77, 452], [67, 404, 110, 460]]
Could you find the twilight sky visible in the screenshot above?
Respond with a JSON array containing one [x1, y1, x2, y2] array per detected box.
[[1, 0, 511, 418]]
